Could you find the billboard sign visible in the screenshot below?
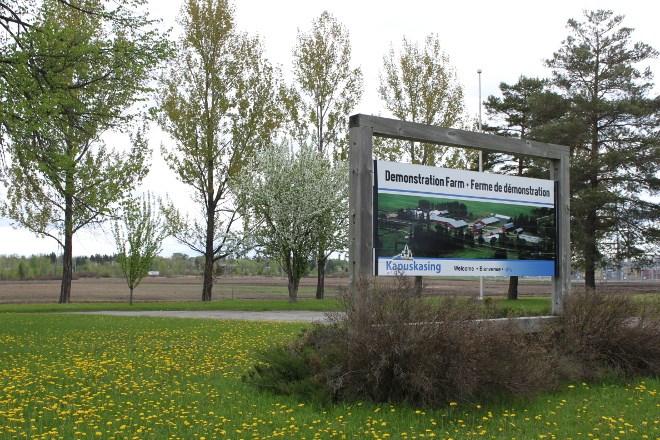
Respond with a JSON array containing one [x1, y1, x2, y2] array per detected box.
[[374, 160, 556, 277]]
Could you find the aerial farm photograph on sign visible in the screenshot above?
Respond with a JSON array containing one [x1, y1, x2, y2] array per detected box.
[[375, 160, 557, 277]]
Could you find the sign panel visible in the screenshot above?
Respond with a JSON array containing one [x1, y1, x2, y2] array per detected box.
[[374, 160, 556, 277]]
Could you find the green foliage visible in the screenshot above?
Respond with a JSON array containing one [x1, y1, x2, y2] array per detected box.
[[290, 10, 363, 161], [545, 10, 660, 286], [16, 262, 25, 281], [0, 0, 171, 303], [155, 0, 286, 301], [376, 34, 466, 167], [113, 192, 169, 304], [483, 10, 660, 290], [483, 76, 563, 178]]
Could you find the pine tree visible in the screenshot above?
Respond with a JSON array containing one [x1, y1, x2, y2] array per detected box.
[[484, 76, 566, 298], [546, 10, 660, 288]]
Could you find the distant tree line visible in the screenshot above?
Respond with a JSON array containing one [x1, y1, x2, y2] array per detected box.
[[0, 253, 348, 282], [417, 200, 469, 218]]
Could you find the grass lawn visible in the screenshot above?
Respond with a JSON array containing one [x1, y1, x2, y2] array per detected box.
[[0, 296, 553, 316], [0, 313, 657, 439], [0, 298, 344, 314]]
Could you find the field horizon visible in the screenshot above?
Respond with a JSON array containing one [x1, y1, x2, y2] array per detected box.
[[0, 275, 657, 304]]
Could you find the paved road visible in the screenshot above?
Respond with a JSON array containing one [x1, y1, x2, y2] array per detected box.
[[73, 310, 334, 322], [71, 311, 557, 333]]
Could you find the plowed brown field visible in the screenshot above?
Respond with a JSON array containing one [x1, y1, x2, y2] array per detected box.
[[0, 276, 657, 303]]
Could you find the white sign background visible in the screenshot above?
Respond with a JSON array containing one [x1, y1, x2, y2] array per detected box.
[[376, 160, 554, 207]]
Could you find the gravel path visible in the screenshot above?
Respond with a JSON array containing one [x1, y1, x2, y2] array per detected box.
[[72, 310, 334, 322]]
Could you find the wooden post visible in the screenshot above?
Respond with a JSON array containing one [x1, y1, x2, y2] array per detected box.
[[551, 153, 571, 315], [348, 121, 374, 293]]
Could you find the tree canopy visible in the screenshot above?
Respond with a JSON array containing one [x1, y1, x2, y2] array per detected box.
[[155, 0, 286, 301], [376, 34, 465, 167], [235, 142, 348, 302], [545, 10, 660, 287], [0, 0, 170, 303], [113, 192, 169, 305], [484, 75, 567, 178], [290, 10, 363, 161]]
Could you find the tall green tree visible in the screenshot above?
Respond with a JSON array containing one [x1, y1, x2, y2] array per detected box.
[[0, 0, 170, 303], [113, 193, 169, 305], [484, 76, 566, 298], [377, 34, 466, 292], [290, 10, 362, 299], [377, 34, 465, 166], [235, 142, 348, 302], [546, 10, 660, 288], [290, 10, 363, 161], [155, 0, 285, 301]]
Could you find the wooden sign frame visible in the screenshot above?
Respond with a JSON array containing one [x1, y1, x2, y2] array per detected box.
[[348, 114, 571, 315]]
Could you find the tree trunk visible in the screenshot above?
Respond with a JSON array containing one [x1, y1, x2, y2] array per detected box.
[[584, 202, 599, 290], [202, 195, 216, 302], [58, 194, 74, 304], [129, 286, 134, 305], [316, 254, 327, 300], [507, 156, 523, 301], [288, 274, 299, 303], [507, 276, 519, 300], [59, 234, 73, 304], [202, 256, 213, 302], [583, 218, 599, 289], [585, 267, 596, 290], [585, 118, 599, 291]]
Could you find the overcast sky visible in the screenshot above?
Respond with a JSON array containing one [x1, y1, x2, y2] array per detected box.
[[1, 0, 659, 257]]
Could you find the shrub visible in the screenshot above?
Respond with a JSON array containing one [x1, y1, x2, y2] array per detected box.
[[244, 280, 659, 407], [324, 277, 558, 404], [242, 327, 334, 406], [245, 276, 558, 405], [554, 290, 660, 380]]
